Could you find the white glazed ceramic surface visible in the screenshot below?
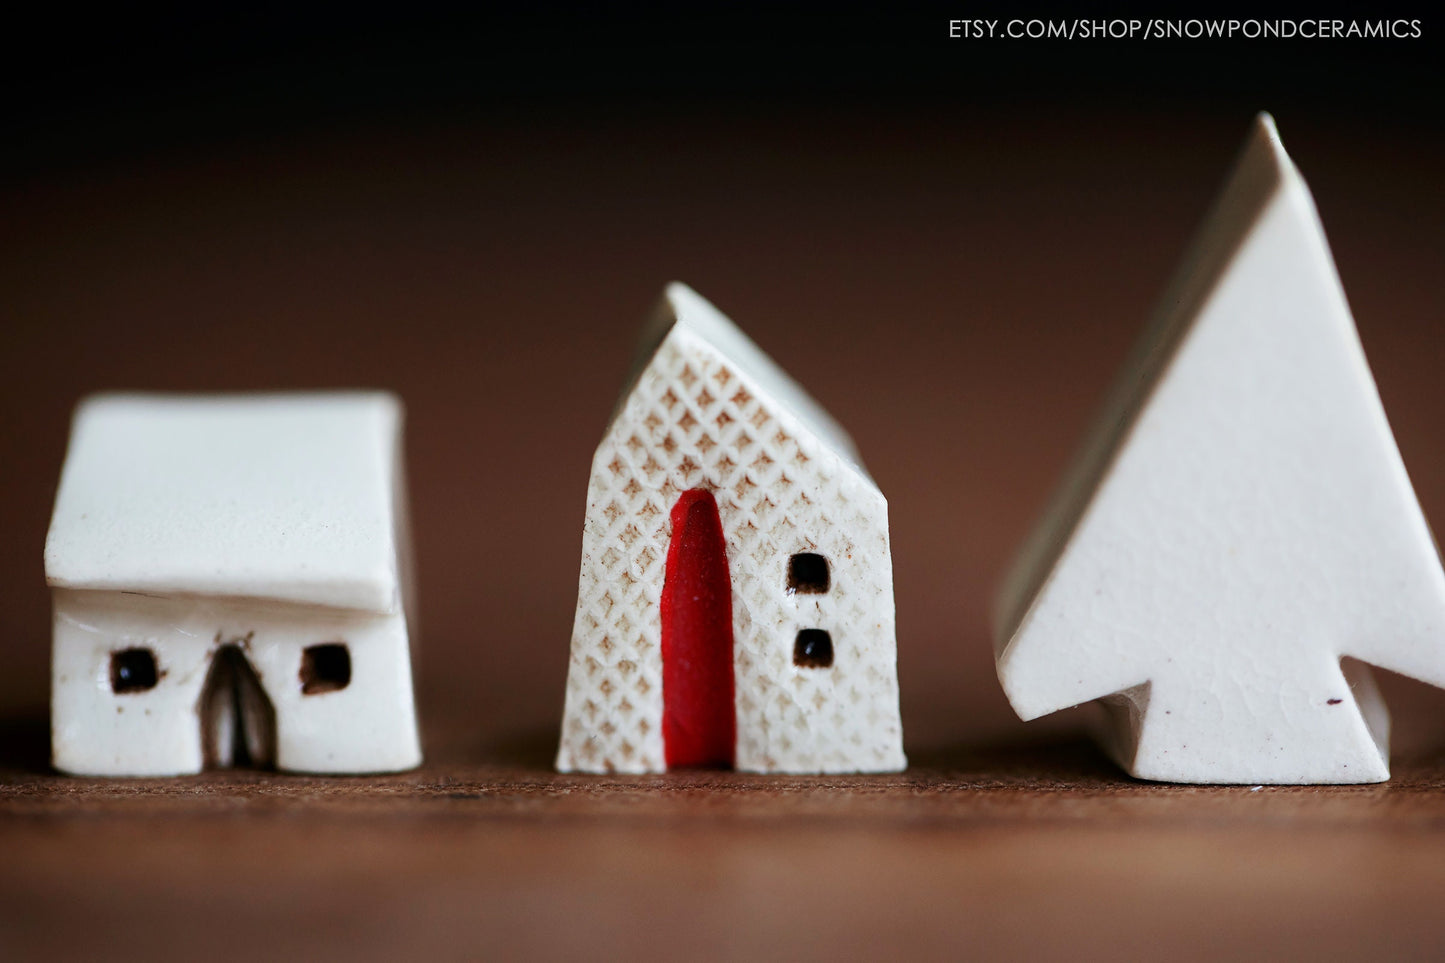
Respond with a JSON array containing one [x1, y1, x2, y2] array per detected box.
[[46, 393, 404, 612], [993, 115, 1445, 784], [46, 393, 422, 776], [557, 284, 906, 774], [51, 590, 420, 776]]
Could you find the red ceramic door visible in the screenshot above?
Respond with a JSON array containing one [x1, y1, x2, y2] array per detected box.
[[660, 488, 736, 768]]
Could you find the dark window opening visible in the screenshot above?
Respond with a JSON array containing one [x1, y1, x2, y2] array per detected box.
[[793, 629, 834, 668], [787, 553, 830, 594], [300, 643, 352, 695], [110, 648, 159, 693]]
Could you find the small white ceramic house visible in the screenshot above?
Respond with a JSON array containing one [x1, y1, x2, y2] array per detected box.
[[556, 283, 905, 774], [45, 392, 422, 776], [994, 114, 1445, 784]]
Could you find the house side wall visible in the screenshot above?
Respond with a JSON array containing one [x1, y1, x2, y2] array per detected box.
[[51, 590, 421, 776], [557, 331, 904, 774]]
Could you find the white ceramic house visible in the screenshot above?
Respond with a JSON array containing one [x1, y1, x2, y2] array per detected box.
[[994, 115, 1445, 784], [46, 392, 422, 776], [557, 283, 905, 774]]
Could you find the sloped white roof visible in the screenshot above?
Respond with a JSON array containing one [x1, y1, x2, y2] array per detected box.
[[45, 392, 404, 613]]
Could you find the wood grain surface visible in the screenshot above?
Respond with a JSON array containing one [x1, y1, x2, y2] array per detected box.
[[5, 715, 1445, 959], [4, 106, 1445, 959]]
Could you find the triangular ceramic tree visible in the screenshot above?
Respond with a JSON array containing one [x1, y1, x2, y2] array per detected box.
[[994, 114, 1445, 784]]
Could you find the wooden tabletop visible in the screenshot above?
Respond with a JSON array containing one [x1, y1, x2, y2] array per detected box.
[[6, 716, 1445, 959], [4, 105, 1445, 959]]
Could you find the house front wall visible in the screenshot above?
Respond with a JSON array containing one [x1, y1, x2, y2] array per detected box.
[[51, 589, 420, 776], [558, 330, 905, 774]]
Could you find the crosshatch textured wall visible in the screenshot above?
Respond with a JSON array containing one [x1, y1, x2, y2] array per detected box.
[[559, 311, 903, 774]]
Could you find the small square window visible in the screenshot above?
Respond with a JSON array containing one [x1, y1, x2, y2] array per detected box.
[[110, 648, 159, 693], [793, 629, 834, 668], [300, 643, 352, 695], [787, 553, 830, 594]]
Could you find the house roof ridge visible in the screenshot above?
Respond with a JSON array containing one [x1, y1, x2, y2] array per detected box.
[[606, 282, 873, 486]]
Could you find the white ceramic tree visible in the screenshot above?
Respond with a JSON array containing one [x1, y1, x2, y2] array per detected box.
[[994, 114, 1445, 784]]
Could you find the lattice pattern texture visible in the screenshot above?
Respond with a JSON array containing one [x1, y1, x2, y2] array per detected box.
[[557, 301, 904, 774]]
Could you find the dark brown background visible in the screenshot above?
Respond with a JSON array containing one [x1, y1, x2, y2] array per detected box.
[[3, 6, 1444, 959]]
